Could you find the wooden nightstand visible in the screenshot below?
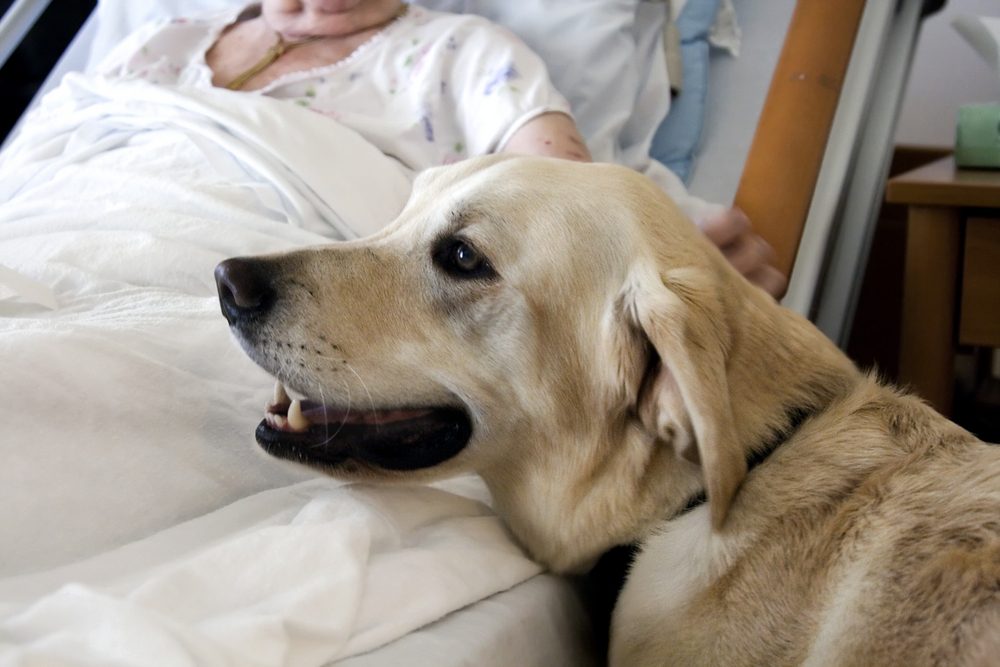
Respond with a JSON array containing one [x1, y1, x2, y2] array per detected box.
[[885, 155, 1000, 415]]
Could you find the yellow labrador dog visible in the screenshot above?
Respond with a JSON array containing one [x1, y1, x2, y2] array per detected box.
[[215, 156, 999, 666]]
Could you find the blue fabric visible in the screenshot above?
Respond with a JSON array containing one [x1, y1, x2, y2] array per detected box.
[[649, 0, 720, 184]]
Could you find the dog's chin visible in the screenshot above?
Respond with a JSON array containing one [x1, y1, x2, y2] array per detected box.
[[255, 383, 473, 472]]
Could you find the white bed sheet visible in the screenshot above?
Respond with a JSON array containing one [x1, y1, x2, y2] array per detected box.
[[1, 478, 543, 667], [0, 76, 553, 666], [334, 574, 597, 667]]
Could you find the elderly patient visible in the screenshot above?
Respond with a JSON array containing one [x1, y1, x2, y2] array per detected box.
[[98, 0, 783, 295]]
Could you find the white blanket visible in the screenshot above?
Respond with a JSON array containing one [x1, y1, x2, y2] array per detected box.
[[0, 77, 541, 665], [0, 479, 540, 666]]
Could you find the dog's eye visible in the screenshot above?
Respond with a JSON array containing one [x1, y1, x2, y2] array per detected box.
[[453, 242, 481, 271], [433, 238, 497, 280]]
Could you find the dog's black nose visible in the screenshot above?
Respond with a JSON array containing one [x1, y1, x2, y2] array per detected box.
[[215, 258, 275, 324]]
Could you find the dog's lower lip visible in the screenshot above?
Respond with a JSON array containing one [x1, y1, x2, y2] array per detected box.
[[255, 406, 472, 471]]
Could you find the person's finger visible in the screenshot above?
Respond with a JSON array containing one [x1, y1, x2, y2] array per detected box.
[[722, 232, 774, 276], [699, 208, 749, 247], [746, 264, 788, 299]]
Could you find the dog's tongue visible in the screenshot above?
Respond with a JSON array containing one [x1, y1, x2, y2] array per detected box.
[[299, 403, 432, 425]]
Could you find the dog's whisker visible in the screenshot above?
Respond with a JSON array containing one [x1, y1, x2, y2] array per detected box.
[[343, 361, 381, 432], [302, 348, 380, 437], [309, 349, 368, 428], [317, 382, 330, 446], [315, 379, 351, 448]]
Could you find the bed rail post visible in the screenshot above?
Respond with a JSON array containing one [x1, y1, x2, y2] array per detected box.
[[732, 0, 867, 279], [0, 0, 55, 70]]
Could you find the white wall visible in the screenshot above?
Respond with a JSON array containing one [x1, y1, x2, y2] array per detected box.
[[895, 0, 999, 146]]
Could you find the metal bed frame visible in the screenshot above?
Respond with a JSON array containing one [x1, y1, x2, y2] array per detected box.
[[0, 0, 98, 151], [0, 0, 54, 70], [727, 0, 941, 347], [790, 0, 940, 347]]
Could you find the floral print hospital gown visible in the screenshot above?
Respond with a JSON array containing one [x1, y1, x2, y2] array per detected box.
[[97, 4, 573, 171]]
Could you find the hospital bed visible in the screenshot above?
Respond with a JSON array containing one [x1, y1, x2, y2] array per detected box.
[[0, 1, 936, 665]]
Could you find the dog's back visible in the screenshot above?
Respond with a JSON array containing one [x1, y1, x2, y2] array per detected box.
[[615, 378, 1000, 667], [805, 395, 1000, 667]]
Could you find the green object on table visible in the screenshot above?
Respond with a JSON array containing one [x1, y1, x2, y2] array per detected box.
[[956, 103, 1000, 168]]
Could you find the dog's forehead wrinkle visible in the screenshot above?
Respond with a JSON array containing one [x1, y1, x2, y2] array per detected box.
[[447, 203, 484, 228], [432, 204, 512, 253]]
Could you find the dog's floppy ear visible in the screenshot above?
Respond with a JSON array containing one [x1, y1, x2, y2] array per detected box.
[[628, 263, 746, 529]]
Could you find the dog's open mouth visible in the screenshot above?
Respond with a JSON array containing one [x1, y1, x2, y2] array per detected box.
[[256, 382, 472, 471]]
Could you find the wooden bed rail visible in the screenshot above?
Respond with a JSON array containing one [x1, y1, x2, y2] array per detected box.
[[734, 0, 867, 278]]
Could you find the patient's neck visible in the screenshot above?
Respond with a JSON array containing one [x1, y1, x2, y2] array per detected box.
[[261, 0, 407, 41]]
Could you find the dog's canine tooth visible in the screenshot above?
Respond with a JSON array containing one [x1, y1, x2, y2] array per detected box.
[[274, 381, 290, 406], [287, 399, 310, 432]]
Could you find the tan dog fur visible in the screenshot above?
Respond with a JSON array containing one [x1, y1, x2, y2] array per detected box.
[[227, 156, 1000, 666]]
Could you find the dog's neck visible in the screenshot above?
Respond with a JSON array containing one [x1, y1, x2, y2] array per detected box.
[[721, 289, 859, 458], [581, 398, 826, 640], [484, 285, 861, 574], [628, 283, 860, 527], [672, 402, 819, 519]]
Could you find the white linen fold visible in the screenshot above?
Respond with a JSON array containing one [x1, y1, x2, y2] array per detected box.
[[0, 478, 541, 667], [1, 74, 414, 240]]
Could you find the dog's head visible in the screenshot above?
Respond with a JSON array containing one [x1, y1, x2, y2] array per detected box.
[[216, 156, 827, 570]]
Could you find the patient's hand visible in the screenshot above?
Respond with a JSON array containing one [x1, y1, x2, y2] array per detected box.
[[700, 208, 787, 299]]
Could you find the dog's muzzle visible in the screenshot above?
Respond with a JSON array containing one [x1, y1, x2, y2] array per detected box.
[[214, 258, 475, 472]]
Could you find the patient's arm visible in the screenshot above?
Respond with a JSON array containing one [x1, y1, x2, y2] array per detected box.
[[501, 112, 592, 162]]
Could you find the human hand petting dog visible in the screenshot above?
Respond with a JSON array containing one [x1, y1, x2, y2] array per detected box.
[[699, 207, 787, 299]]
